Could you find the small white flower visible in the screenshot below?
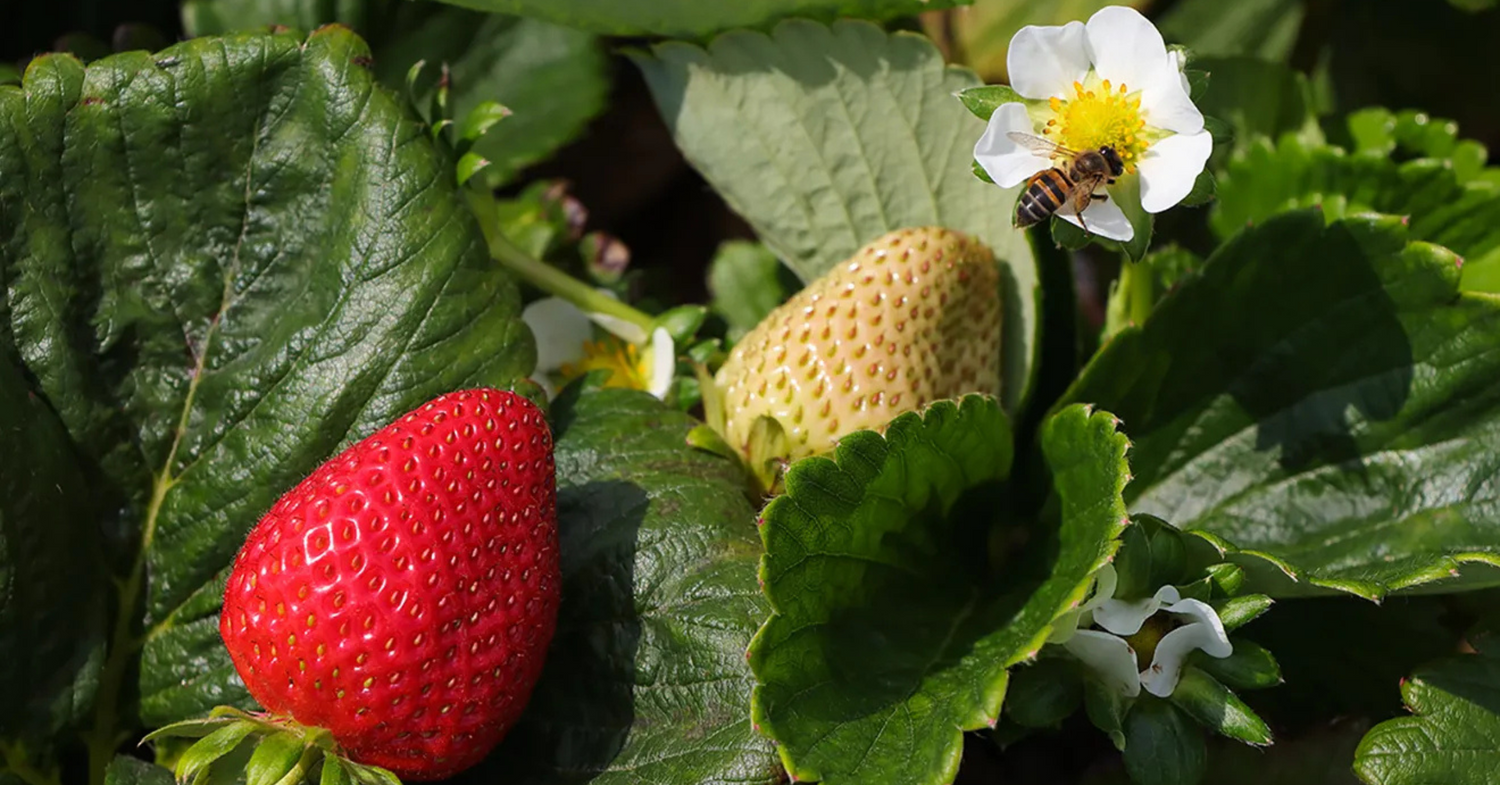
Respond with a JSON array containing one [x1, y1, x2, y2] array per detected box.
[[1056, 564, 1233, 698], [973, 6, 1213, 242], [521, 295, 675, 400]]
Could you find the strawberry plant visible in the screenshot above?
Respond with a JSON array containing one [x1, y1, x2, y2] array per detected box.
[[8, 3, 1500, 785]]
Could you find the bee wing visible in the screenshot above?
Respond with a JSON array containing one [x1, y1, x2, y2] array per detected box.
[[1006, 132, 1078, 157], [1065, 173, 1107, 214]]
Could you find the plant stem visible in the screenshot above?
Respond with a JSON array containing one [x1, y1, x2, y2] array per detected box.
[[464, 192, 655, 338], [1, 742, 63, 785], [1102, 259, 1156, 341]]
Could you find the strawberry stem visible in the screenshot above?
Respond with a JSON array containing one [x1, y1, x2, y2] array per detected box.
[[465, 191, 656, 338], [1103, 257, 1156, 341]]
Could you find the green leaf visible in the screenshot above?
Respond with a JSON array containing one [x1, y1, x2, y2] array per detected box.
[[1168, 668, 1272, 746], [183, 0, 607, 188], [425, 0, 963, 37], [1354, 647, 1500, 784], [633, 20, 1041, 414], [105, 757, 175, 785], [1123, 699, 1207, 785], [470, 387, 778, 785], [1, 27, 533, 749], [1212, 117, 1500, 293], [750, 399, 1128, 785], [705, 242, 794, 344], [1156, 0, 1303, 61], [0, 356, 107, 750], [1056, 210, 1500, 599]]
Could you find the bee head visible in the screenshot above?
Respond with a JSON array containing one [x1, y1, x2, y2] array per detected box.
[[1099, 146, 1125, 177]]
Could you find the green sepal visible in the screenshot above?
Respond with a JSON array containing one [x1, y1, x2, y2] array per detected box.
[[653, 305, 709, 344], [1005, 658, 1084, 729], [1113, 522, 1155, 600], [973, 159, 995, 184], [1178, 169, 1217, 208], [1204, 563, 1245, 597], [174, 723, 258, 782], [1195, 640, 1282, 691], [1174, 576, 1213, 603], [744, 414, 790, 495], [456, 101, 512, 154], [1146, 520, 1188, 589], [246, 733, 304, 785], [456, 152, 491, 187], [685, 424, 739, 464], [1083, 675, 1130, 751], [1213, 595, 1274, 632], [141, 717, 236, 742], [687, 338, 723, 365], [319, 759, 350, 785], [955, 84, 1024, 121], [1123, 698, 1207, 785], [1167, 667, 1273, 746]]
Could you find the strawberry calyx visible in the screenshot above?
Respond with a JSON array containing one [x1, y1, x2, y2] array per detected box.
[[144, 706, 402, 785]]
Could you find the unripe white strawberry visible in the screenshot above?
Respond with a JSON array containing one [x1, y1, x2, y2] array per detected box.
[[710, 227, 1002, 482]]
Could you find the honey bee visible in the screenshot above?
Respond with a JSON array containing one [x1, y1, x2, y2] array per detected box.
[[1007, 132, 1125, 234]]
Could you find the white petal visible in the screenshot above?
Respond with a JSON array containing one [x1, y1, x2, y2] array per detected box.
[[590, 311, 648, 345], [1065, 631, 1142, 698], [1007, 20, 1090, 100], [646, 327, 676, 399], [1084, 6, 1172, 95], [1139, 74, 1204, 135], [1138, 130, 1213, 213], [1050, 564, 1119, 644], [522, 297, 591, 376], [1164, 598, 1234, 658], [974, 103, 1052, 188], [1092, 584, 1180, 636], [1082, 563, 1120, 613], [1057, 197, 1134, 242], [1168, 50, 1192, 98]]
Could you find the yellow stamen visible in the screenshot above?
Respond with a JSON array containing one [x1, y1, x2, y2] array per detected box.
[[558, 336, 656, 392], [1041, 76, 1153, 174]]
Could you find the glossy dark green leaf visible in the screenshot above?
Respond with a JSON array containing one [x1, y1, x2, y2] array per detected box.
[[1212, 121, 1500, 293], [425, 0, 962, 37], [182, 0, 607, 188], [0, 355, 106, 752], [634, 20, 1041, 413], [705, 242, 793, 344], [465, 388, 779, 785], [751, 399, 1128, 785], [1355, 647, 1500, 784], [1, 26, 532, 752], [1057, 210, 1500, 599], [1123, 699, 1207, 785]]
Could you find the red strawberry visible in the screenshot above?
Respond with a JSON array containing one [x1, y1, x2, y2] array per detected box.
[[215, 388, 559, 781]]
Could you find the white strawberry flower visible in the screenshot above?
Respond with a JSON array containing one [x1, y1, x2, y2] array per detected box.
[[1053, 565, 1233, 698], [973, 5, 1212, 242], [522, 295, 675, 400]]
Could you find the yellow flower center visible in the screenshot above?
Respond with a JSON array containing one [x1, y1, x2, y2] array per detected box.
[[559, 336, 653, 391], [1042, 77, 1150, 173]]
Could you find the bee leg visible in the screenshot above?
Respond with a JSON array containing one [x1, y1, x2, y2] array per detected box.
[[1092, 193, 1109, 202]]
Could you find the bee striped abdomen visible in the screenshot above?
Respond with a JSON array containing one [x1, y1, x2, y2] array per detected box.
[[1015, 168, 1072, 228]]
